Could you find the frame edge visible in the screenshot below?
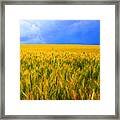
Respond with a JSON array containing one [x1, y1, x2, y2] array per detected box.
[[1, 0, 119, 119], [1, 0, 5, 119]]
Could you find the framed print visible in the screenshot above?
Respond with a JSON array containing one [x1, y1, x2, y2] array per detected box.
[[0, 0, 119, 119]]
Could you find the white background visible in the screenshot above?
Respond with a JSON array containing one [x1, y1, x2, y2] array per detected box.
[[5, 5, 115, 115]]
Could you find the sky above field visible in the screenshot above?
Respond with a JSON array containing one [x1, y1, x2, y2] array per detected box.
[[20, 20, 100, 45]]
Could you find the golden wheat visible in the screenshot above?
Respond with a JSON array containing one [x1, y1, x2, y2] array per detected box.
[[20, 44, 100, 100]]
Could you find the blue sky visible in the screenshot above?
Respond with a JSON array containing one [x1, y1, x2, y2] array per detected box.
[[20, 20, 100, 45]]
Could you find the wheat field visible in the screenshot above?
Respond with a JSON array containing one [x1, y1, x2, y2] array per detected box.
[[20, 44, 100, 100]]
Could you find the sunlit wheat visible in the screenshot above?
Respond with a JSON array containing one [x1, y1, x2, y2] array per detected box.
[[20, 44, 100, 100]]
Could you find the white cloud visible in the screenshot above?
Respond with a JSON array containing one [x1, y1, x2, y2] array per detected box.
[[20, 20, 41, 36], [20, 20, 46, 43]]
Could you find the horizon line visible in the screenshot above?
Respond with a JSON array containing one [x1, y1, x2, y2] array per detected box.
[[20, 43, 100, 45]]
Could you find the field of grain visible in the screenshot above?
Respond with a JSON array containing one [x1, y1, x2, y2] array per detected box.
[[20, 44, 100, 100]]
